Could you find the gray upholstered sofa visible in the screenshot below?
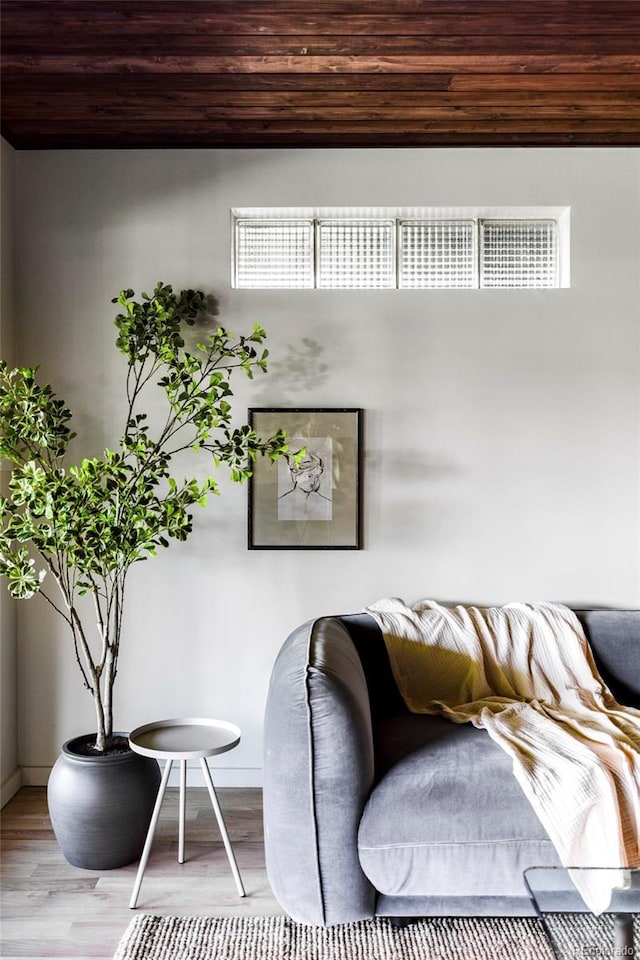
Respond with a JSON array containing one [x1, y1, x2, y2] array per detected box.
[[263, 608, 640, 926]]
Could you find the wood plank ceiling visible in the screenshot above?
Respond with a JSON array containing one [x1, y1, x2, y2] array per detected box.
[[2, 0, 640, 149]]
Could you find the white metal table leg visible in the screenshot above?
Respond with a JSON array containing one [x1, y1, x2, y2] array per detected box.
[[199, 757, 246, 897], [178, 759, 187, 864], [129, 757, 173, 909]]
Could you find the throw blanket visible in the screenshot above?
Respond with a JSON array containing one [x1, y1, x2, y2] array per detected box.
[[366, 598, 640, 914]]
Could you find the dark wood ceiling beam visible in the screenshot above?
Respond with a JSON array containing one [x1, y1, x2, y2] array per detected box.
[[4, 54, 639, 75], [1, 74, 458, 94], [6, 110, 637, 125], [2, 0, 639, 149], [5, 93, 639, 121], [7, 132, 635, 150], [449, 73, 640, 92], [5, 73, 638, 95], [4, 1, 640, 36], [6, 118, 637, 135], [4, 36, 640, 56], [5, 119, 639, 151]]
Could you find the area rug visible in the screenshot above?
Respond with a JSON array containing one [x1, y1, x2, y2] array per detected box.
[[113, 915, 557, 960]]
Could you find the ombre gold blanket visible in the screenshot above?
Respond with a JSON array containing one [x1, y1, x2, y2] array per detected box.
[[365, 599, 640, 913]]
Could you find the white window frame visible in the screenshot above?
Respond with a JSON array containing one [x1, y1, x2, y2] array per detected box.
[[232, 208, 568, 290]]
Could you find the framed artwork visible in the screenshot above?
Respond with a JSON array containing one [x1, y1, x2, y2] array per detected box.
[[248, 408, 362, 550]]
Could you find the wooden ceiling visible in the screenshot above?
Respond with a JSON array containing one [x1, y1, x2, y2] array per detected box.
[[2, 0, 640, 149]]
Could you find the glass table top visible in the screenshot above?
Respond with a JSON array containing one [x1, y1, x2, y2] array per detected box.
[[525, 867, 640, 960]]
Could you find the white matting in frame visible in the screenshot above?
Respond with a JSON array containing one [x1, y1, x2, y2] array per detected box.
[[248, 408, 362, 549]]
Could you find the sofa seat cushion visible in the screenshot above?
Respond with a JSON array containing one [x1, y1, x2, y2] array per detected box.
[[358, 714, 561, 898]]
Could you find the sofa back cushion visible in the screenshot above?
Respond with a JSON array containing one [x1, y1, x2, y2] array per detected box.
[[342, 608, 640, 720], [341, 613, 407, 723], [576, 610, 640, 708]]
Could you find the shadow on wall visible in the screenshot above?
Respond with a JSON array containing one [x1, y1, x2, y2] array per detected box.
[[252, 337, 330, 405], [181, 293, 221, 353], [368, 445, 463, 545]]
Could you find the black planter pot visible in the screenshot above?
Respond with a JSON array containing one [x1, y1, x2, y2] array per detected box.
[[47, 732, 161, 870]]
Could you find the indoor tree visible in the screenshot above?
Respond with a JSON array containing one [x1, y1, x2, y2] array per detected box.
[[0, 283, 289, 753]]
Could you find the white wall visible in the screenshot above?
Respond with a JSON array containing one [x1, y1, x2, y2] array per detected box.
[[0, 137, 19, 803], [12, 147, 640, 785]]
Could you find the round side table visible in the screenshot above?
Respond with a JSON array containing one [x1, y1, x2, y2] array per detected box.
[[128, 717, 246, 909]]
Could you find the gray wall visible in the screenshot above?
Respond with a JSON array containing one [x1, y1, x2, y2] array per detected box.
[[1, 138, 19, 803], [6, 146, 640, 787]]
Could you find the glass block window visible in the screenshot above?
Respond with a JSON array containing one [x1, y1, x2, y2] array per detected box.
[[234, 219, 314, 288], [317, 220, 395, 289], [232, 211, 563, 289], [400, 220, 476, 288], [481, 220, 558, 289]]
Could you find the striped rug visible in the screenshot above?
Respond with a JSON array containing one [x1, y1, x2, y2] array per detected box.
[[114, 915, 558, 959]]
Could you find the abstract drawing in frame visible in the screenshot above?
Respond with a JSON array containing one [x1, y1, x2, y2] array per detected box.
[[248, 408, 362, 549]]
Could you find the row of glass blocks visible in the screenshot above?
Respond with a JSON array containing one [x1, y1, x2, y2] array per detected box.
[[234, 219, 558, 290]]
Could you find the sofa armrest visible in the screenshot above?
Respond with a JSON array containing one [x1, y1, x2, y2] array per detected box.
[[263, 617, 376, 925]]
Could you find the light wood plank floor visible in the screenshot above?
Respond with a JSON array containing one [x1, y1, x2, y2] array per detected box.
[[1, 786, 284, 960]]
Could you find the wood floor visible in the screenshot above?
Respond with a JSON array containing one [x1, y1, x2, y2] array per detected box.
[[1, 786, 283, 960]]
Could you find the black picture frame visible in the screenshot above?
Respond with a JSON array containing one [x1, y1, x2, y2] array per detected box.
[[248, 408, 362, 550]]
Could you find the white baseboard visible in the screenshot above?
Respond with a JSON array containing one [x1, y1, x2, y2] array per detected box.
[[19, 764, 263, 789], [20, 766, 49, 787], [167, 765, 263, 788], [1, 768, 22, 807]]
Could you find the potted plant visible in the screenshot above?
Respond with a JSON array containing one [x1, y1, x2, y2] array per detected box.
[[0, 283, 288, 869]]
